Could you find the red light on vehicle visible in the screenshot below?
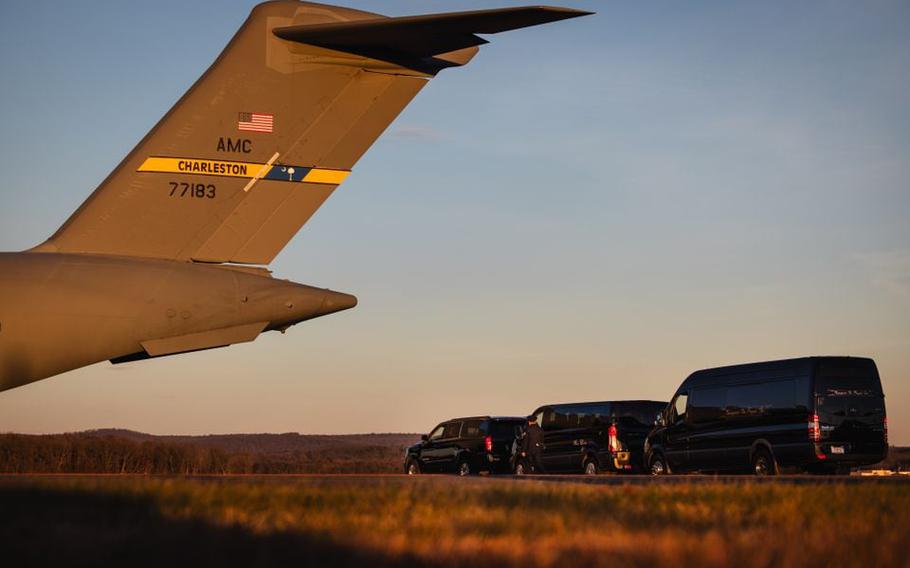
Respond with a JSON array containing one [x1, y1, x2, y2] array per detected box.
[[484, 435, 493, 452], [809, 413, 820, 442], [608, 424, 619, 453], [816, 452, 827, 460]]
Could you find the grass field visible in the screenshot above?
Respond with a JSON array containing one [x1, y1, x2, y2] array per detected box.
[[2, 476, 908, 568]]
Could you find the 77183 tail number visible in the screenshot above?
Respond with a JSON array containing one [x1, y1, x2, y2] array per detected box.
[[169, 181, 215, 199]]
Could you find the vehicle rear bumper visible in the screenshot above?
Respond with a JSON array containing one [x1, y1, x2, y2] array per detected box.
[[602, 450, 635, 472], [812, 442, 887, 467], [485, 451, 516, 473]]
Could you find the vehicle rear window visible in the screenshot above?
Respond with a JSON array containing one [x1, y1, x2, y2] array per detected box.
[[487, 421, 523, 438], [611, 402, 667, 427], [815, 359, 883, 396], [817, 394, 884, 418]]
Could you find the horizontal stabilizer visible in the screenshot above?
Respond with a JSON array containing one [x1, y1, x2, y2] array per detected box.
[[273, 6, 593, 74]]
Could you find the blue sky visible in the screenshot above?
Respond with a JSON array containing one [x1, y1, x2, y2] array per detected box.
[[1, 1, 908, 442]]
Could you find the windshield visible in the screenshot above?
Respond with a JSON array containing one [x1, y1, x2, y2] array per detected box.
[[428, 425, 445, 440]]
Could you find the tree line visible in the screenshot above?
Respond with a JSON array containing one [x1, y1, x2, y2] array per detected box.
[[0, 433, 404, 474]]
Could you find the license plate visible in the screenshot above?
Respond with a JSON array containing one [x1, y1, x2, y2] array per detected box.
[[830, 446, 845, 454]]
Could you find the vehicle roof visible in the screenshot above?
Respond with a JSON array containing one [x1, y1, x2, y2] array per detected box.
[[680, 356, 876, 391], [440, 416, 525, 423], [533, 400, 668, 411]]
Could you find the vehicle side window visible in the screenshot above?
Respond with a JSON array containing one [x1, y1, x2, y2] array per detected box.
[[540, 409, 556, 430], [442, 421, 462, 439], [671, 393, 688, 423], [726, 379, 799, 417], [462, 419, 484, 437], [428, 425, 445, 441], [577, 413, 595, 428], [689, 387, 726, 423]]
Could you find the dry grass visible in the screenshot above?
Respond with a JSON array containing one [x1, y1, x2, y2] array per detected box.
[[2, 476, 908, 568]]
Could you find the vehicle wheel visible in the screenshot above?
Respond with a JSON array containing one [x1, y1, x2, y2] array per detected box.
[[405, 458, 421, 475], [583, 458, 599, 475], [752, 447, 777, 476], [649, 453, 668, 476], [457, 460, 472, 477]]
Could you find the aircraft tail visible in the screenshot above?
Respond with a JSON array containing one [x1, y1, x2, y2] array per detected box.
[[33, 1, 591, 265]]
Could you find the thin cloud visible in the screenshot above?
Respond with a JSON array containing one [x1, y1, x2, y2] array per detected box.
[[852, 250, 910, 303], [389, 124, 445, 142]]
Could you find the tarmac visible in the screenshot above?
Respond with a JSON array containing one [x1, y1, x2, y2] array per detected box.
[[4, 473, 907, 485]]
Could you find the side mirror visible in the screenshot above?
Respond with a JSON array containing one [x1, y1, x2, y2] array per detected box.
[[421, 434, 428, 442]]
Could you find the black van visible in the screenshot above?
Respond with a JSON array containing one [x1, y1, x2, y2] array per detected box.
[[404, 416, 525, 475], [644, 356, 888, 475], [516, 400, 667, 474]]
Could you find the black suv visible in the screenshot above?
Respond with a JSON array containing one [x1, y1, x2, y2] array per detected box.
[[404, 416, 525, 475], [514, 400, 667, 474]]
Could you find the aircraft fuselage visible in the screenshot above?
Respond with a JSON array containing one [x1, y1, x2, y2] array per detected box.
[[0, 252, 355, 391]]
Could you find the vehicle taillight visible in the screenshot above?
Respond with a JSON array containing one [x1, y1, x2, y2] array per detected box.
[[608, 424, 619, 453], [484, 435, 493, 452], [809, 413, 820, 442]]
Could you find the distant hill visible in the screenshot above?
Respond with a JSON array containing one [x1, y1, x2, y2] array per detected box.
[[83, 429, 420, 456], [0, 430, 421, 474]]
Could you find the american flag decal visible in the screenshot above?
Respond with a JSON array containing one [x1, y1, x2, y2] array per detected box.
[[238, 112, 273, 133]]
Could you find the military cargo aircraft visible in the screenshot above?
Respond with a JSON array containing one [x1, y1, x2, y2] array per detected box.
[[0, 1, 591, 391]]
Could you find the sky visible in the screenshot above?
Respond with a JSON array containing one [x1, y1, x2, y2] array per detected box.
[[0, 1, 908, 442]]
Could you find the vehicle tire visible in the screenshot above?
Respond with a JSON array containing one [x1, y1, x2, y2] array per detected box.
[[405, 458, 421, 475], [751, 447, 777, 476], [649, 452, 668, 476], [583, 458, 599, 475], [457, 459, 472, 477]]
